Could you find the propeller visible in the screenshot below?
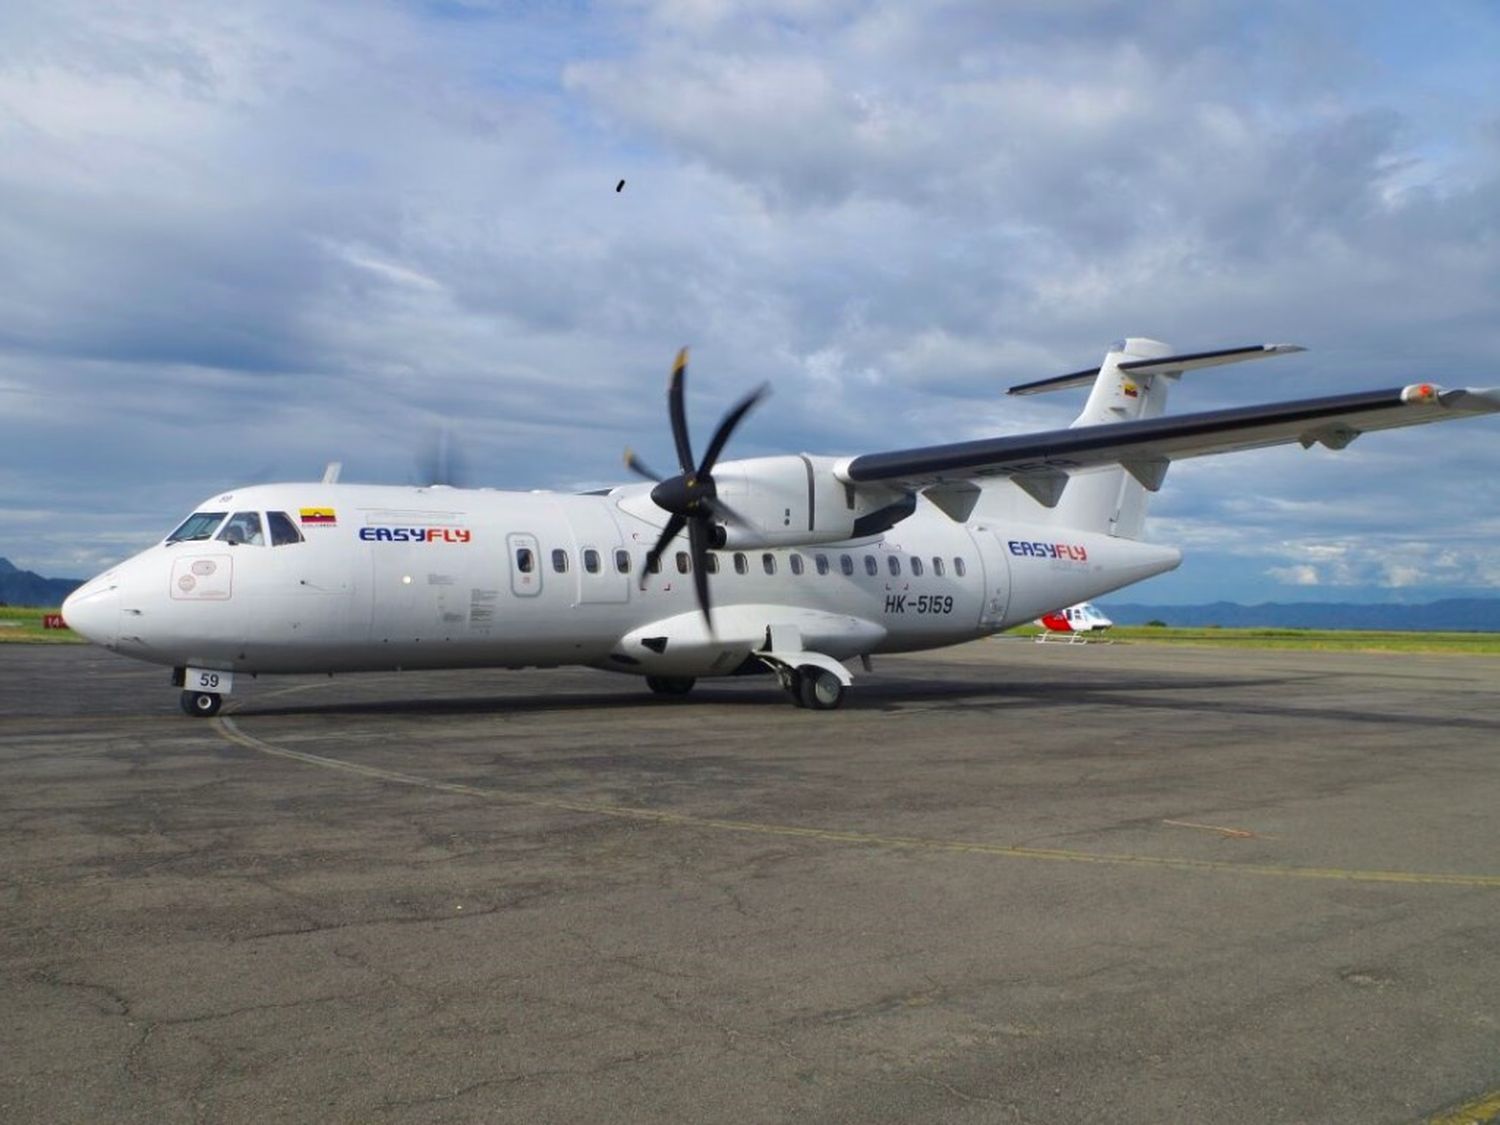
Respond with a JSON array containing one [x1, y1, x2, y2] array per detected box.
[[417, 426, 468, 487], [625, 347, 768, 630]]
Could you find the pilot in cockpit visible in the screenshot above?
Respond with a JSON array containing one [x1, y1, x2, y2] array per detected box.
[[218, 511, 265, 546]]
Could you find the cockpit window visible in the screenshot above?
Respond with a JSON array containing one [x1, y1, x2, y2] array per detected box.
[[216, 511, 265, 546], [266, 511, 304, 546], [166, 511, 227, 543]]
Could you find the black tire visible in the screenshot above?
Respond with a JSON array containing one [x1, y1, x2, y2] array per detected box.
[[785, 669, 807, 707], [796, 667, 845, 711], [180, 690, 222, 718], [645, 675, 695, 697]]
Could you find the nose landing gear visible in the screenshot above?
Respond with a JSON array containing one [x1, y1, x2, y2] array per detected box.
[[174, 667, 232, 718], [179, 690, 223, 717]]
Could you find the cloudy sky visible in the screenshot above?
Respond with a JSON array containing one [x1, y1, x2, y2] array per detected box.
[[3, 0, 1498, 603]]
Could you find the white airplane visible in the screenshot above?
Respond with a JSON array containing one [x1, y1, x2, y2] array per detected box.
[[1035, 601, 1114, 640], [61, 338, 1500, 716]]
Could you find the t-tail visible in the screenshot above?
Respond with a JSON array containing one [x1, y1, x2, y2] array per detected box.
[[1006, 338, 1304, 538]]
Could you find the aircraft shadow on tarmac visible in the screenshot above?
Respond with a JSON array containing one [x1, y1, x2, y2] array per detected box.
[[229, 670, 1500, 734], [237, 672, 1308, 719]]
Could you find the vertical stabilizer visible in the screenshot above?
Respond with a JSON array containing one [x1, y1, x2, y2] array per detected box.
[[1051, 337, 1175, 539], [1071, 337, 1174, 428], [987, 338, 1302, 538]]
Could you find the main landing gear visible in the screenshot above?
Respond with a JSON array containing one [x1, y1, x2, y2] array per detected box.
[[783, 665, 846, 711], [758, 626, 851, 711], [180, 690, 223, 717], [646, 675, 696, 697], [642, 666, 847, 709]]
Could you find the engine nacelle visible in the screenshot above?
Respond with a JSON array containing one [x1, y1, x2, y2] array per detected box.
[[710, 455, 911, 548]]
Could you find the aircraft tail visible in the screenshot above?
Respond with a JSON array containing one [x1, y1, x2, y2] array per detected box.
[[1051, 337, 1173, 539], [1005, 338, 1302, 538]]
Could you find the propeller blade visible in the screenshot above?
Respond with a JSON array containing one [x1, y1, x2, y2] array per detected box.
[[697, 382, 769, 476], [687, 517, 714, 632], [668, 347, 695, 474], [703, 495, 752, 529], [639, 512, 687, 589], [419, 426, 469, 487], [623, 447, 662, 482]]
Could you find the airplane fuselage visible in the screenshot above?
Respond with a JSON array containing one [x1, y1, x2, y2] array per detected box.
[[62, 480, 1180, 684], [58, 337, 1500, 714]]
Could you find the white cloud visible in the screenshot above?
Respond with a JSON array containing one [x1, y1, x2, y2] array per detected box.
[[1268, 564, 1321, 587], [0, 0, 1497, 597]]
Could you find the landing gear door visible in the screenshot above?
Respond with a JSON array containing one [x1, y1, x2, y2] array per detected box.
[[969, 524, 1012, 629], [507, 533, 542, 597]]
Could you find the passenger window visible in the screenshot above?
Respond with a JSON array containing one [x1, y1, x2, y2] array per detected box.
[[932, 557, 945, 577], [583, 549, 600, 574], [676, 551, 691, 574], [840, 554, 854, 576], [815, 554, 830, 576], [790, 554, 804, 576], [954, 557, 967, 577], [705, 554, 720, 574], [887, 556, 901, 576], [762, 553, 777, 575], [551, 548, 569, 573], [267, 511, 303, 546], [168, 511, 226, 543], [734, 553, 748, 575], [217, 511, 264, 546], [615, 549, 631, 574], [911, 557, 924, 577], [863, 555, 878, 577], [516, 547, 535, 573], [648, 554, 662, 574]]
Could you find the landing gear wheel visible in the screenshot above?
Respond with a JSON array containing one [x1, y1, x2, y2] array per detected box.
[[784, 669, 807, 708], [796, 667, 845, 711], [180, 690, 222, 718], [646, 675, 696, 697]]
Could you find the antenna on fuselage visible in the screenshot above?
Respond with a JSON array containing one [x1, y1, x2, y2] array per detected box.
[[322, 461, 342, 484]]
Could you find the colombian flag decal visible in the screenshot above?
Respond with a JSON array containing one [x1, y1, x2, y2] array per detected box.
[[300, 508, 337, 526]]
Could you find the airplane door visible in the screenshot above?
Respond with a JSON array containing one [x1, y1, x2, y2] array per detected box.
[[567, 503, 629, 605], [508, 533, 542, 597], [969, 524, 1012, 628]]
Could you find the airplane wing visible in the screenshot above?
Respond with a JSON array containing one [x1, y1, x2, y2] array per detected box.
[[838, 384, 1500, 503]]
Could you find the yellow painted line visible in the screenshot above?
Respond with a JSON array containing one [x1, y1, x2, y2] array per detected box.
[[214, 717, 1500, 889], [1426, 1089, 1500, 1125]]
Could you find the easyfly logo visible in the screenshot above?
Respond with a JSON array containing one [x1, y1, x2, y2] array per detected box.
[[359, 527, 472, 543], [1008, 540, 1087, 562]]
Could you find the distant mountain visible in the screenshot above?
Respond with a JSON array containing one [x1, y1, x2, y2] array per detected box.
[[0, 558, 83, 608], [1097, 598, 1500, 632]]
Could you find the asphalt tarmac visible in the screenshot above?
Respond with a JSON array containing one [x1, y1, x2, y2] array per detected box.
[[2, 640, 1499, 1124]]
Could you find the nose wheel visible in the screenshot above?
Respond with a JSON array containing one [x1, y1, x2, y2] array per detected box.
[[180, 690, 223, 718]]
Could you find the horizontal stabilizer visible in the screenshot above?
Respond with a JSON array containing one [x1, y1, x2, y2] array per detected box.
[[1008, 343, 1304, 396]]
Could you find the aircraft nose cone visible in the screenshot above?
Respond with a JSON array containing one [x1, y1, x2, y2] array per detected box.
[[62, 580, 120, 648]]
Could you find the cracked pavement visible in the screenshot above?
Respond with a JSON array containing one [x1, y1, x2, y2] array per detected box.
[[2, 643, 1499, 1123]]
